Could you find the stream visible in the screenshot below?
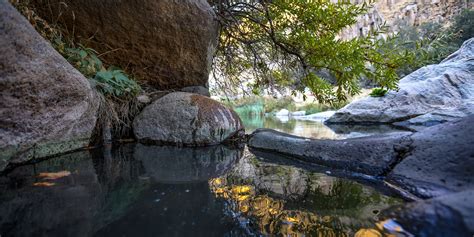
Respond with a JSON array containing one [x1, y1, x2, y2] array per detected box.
[[0, 118, 407, 236]]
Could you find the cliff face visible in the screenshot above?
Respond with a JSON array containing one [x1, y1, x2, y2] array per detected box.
[[341, 0, 473, 39]]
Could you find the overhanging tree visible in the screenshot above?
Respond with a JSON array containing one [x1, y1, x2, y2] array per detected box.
[[210, 0, 412, 103]]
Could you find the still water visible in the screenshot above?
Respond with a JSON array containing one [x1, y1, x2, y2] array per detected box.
[[0, 144, 402, 237], [241, 115, 409, 139]]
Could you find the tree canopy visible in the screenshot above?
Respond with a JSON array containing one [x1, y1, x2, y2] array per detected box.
[[210, 0, 412, 103]]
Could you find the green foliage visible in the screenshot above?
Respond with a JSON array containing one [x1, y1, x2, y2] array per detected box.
[[451, 9, 474, 45], [63, 44, 141, 98], [297, 101, 348, 115], [93, 68, 141, 97], [213, 0, 411, 103], [383, 9, 474, 76], [65, 45, 102, 77], [264, 97, 296, 113], [297, 103, 324, 115], [369, 88, 388, 97]]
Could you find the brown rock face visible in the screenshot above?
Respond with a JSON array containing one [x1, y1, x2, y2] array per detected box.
[[0, 1, 98, 171], [30, 0, 219, 90]]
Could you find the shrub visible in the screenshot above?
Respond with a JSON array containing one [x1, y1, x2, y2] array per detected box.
[[264, 97, 296, 113], [451, 9, 474, 45], [93, 68, 141, 97], [369, 88, 388, 97], [386, 9, 474, 77]]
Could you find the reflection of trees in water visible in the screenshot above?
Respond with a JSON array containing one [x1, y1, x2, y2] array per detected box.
[[209, 154, 402, 236], [241, 115, 341, 139]]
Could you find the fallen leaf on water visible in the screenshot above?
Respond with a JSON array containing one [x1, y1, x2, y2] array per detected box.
[[38, 171, 71, 180], [33, 182, 56, 187]]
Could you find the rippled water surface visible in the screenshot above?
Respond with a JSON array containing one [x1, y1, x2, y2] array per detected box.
[[0, 144, 403, 237]]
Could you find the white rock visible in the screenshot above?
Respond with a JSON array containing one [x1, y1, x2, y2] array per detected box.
[[275, 109, 290, 116], [327, 38, 474, 125], [290, 111, 306, 116]]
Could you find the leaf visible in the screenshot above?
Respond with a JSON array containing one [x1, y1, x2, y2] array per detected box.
[[33, 182, 56, 187], [114, 73, 128, 82], [95, 71, 113, 80], [79, 49, 87, 59], [38, 171, 71, 180]]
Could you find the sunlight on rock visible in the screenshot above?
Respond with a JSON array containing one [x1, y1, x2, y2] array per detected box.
[[37, 171, 71, 180]]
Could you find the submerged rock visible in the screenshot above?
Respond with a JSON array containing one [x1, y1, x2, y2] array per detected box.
[[380, 190, 474, 237], [133, 92, 244, 146], [0, 1, 98, 171], [30, 0, 218, 90], [327, 38, 474, 126]]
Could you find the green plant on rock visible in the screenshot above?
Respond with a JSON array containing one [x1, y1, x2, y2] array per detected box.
[[369, 88, 388, 97], [65, 45, 103, 78], [93, 68, 141, 97]]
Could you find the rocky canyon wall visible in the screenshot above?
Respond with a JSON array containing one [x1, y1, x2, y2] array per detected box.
[[341, 0, 473, 39]]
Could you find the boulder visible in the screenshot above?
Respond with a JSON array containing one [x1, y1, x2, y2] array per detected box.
[[0, 1, 98, 172], [294, 110, 336, 121], [387, 116, 474, 198], [380, 190, 474, 237], [327, 38, 474, 125], [275, 109, 290, 116], [180, 86, 211, 97], [30, 0, 219, 90], [248, 129, 413, 176], [249, 116, 474, 198], [290, 111, 306, 116], [133, 92, 244, 146]]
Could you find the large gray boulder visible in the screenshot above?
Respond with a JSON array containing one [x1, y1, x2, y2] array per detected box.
[[387, 116, 474, 198], [380, 190, 474, 237], [248, 129, 413, 176], [133, 92, 244, 146], [30, 0, 219, 90], [0, 1, 98, 172], [327, 38, 474, 126], [249, 115, 474, 198]]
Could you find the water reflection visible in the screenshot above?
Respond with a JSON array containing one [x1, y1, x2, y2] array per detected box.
[[209, 150, 402, 236], [134, 144, 242, 183], [0, 144, 402, 236], [241, 115, 409, 139], [242, 115, 343, 139]]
